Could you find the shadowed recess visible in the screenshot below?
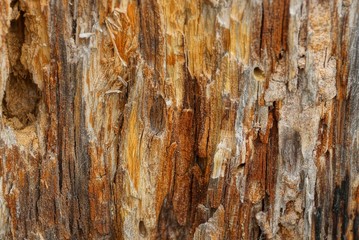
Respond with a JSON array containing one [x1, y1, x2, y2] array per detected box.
[[150, 95, 166, 133], [2, 4, 40, 129]]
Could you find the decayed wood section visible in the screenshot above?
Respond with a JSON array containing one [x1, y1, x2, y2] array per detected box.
[[0, 0, 358, 239]]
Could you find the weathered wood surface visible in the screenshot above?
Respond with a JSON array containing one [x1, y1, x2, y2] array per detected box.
[[0, 0, 358, 239]]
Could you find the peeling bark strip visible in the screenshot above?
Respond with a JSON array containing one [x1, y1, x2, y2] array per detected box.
[[0, 0, 358, 239]]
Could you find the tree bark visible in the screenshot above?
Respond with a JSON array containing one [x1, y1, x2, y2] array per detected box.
[[0, 0, 358, 239]]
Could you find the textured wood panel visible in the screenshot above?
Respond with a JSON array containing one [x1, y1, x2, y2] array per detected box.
[[0, 0, 358, 239]]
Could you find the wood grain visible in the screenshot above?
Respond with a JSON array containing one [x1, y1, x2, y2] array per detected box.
[[0, 0, 358, 239]]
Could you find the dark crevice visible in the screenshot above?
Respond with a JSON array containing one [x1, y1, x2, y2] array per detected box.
[[195, 155, 207, 173], [3, 8, 40, 130], [10, 0, 18, 8], [35, 166, 41, 222], [139, 220, 148, 237], [280, 0, 290, 57], [314, 207, 322, 240], [156, 196, 187, 239], [70, 0, 77, 39], [149, 95, 166, 133], [354, 213, 359, 240], [332, 174, 350, 239], [259, 2, 264, 59]]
